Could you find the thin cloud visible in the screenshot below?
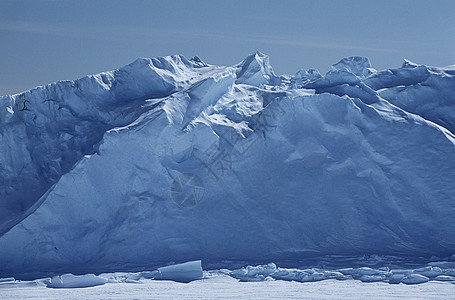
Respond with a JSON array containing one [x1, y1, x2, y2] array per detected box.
[[0, 19, 427, 55], [0, 20, 82, 37]]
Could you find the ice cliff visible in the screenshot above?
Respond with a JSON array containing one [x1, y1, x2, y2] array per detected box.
[[1, 52, 454, 278]]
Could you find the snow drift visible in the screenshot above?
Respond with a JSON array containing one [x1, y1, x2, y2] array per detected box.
[[0, 52, 454, 278]]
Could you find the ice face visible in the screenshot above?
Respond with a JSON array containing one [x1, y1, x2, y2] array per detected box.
[[0, 55, 219, 236], [0, 53, 454, 278]]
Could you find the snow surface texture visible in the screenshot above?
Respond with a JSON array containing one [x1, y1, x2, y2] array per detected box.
[[1, 52, 455, 279], [2, 276, 455, 300], [1, 260, 455, 299]]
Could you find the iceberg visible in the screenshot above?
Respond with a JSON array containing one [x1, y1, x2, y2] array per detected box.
[[0, 52, 454, 279]]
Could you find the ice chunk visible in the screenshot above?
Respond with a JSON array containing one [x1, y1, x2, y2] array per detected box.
[[338, 267, 385, 277], [121, 261, 203, 283], [387, 273, 405, 284], [155, 260, 203, 283], [434, 275, 455, 282], [230, 263, 277, 282], [413, 266, 442, 278], [46, 274, 107, 288], [359, 275, 386, 282], [401, 274, 429, 285]]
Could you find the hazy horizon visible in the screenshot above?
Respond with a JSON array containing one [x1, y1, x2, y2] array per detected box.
[[1, 0, 454, 96]]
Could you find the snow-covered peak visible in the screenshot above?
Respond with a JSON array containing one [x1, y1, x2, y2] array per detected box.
[[189, 56, 209, 68], [330, 56, 377, 79], [235, 51, 277, 87], [401, 59, 420, 69]]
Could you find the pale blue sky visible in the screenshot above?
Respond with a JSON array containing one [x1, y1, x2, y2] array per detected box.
[[1, 0, 454, 95]]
